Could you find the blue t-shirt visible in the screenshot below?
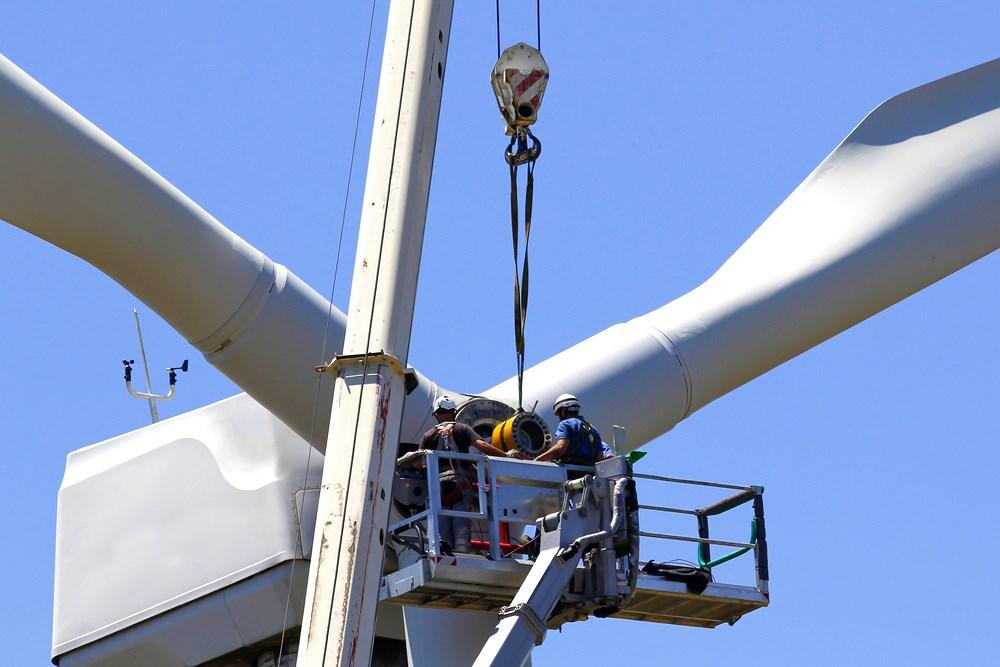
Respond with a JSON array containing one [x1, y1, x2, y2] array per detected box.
[[554, 417, 612, 464]]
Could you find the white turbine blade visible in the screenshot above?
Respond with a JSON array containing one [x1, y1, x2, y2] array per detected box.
[[486, 58, 1000, 449], [0, 53, 344, 443]]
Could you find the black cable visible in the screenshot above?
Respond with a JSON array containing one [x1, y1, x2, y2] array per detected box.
[[390, 533, 425, 556], [319, 1, 418, 662], [275, 1, 378, 664], [536, 0, 541, 50]]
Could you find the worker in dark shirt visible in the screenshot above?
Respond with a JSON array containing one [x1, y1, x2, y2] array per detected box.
[[419, 395, 506, 554], [535, 393, 612, 473]]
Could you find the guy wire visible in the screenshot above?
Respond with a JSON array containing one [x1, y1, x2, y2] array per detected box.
[[318, 1, 418, 663], [276, 0, 378, 663]]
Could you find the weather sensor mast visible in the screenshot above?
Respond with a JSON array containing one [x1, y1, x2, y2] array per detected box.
[[122, 308, 188, 423]]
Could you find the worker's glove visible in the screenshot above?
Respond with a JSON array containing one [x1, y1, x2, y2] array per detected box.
[[505, 449, 522, 459]]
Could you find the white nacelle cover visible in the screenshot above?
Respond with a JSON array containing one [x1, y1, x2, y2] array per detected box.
[[52, 393, 319, 658]]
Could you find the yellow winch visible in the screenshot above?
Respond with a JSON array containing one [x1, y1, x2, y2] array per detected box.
[[491, 410, 551, 457]]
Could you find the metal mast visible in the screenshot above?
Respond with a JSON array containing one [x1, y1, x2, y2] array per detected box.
[[296, 1, 454, 665], [132, 308, 160, 422]]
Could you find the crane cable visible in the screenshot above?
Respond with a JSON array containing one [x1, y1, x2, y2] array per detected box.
[[495, 0, 541, 56], [276, 1, 379, 664], [495, 0, 544, 411]]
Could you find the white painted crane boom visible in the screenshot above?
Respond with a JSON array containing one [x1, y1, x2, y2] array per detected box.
[[296, 1, 454, 665]]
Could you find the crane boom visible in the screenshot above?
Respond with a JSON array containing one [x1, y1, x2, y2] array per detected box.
[[296, 1, 454, 665]]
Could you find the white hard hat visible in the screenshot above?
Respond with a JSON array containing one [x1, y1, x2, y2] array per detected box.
[[552, 393, 580, 414], [433, 395, 458, 413]]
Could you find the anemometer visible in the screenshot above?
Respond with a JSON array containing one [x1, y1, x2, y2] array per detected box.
[[121, 308, 189, 423]]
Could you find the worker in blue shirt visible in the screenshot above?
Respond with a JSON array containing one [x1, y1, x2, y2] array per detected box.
[[535, 393, 612, 468]]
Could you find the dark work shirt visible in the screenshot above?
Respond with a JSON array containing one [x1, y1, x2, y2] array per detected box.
[[419, 421, 479, 454], [419, 421, 480, 480]]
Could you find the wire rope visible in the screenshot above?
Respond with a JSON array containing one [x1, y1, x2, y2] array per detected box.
[[536, 0, 541, 50], [496, 0, 501, 59], [318, 1, 418, 663], [497, 1, 543, 411], [275, 0, 378, 663], [495, 0, 542, 54]]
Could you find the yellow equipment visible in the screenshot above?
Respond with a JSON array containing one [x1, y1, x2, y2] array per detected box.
[[491, 411, 552, 457]]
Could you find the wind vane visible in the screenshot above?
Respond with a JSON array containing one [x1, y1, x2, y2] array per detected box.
[[122, 308, 188, 423]]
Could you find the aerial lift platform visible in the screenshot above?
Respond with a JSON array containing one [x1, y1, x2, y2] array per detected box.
[[382, 450, 769, 663]]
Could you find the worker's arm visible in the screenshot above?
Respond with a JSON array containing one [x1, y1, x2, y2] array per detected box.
[[454, 423, 507, 458], [535, 437, 569, 462], [472, 438, 508, 458]]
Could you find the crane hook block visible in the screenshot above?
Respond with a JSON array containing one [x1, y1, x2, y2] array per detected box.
[[492, 42, 549, 136]]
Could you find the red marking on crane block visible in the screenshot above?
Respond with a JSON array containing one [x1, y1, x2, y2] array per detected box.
[[513, 69, 544, 95], [507, 68, 545, 112]]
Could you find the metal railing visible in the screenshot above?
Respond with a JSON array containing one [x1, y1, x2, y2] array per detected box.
[[632, 473, 769, 593], [391, 449, 501, 559], [389, 453, 769, 596]]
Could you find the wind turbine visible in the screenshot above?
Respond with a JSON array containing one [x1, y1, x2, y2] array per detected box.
[[1, 1, 1000, 667]]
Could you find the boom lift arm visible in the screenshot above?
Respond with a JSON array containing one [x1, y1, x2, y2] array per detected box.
[[473, 457, 640, 667]]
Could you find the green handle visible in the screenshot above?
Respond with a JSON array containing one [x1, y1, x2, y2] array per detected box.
[[698, 518, 757, 570]]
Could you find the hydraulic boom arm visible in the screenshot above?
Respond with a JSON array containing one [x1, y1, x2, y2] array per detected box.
[[473, 457, 639, 667]]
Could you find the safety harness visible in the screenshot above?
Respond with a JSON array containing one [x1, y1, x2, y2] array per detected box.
[[562, 418, 601, 466], [432, 422, 474, 505]]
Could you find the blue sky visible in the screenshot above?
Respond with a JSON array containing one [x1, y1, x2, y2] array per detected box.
[[2, 2, 999, 665]]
